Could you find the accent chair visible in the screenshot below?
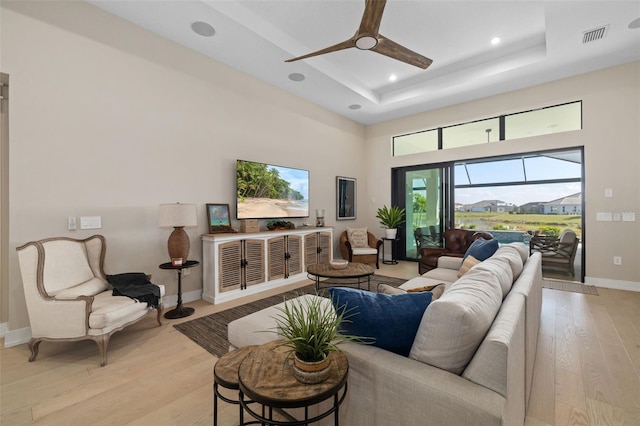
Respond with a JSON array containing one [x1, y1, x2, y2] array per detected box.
[[16, 235, 164, 366]]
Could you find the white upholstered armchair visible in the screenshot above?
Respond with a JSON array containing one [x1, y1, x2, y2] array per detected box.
[[16, 235, 164, 366]]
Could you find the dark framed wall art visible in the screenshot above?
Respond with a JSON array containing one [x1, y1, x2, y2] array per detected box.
[[206, 203, 232, 233], [336, 176, 356, 220]]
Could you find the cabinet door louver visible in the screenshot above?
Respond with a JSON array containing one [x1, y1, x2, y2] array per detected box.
[[318, 232, 332, 264], [287, 235, 303, 276], [218, 241, 242, 292], [244, 239, 265, 286], [268, 237, 286, 280], [304, 233, 319, 267]]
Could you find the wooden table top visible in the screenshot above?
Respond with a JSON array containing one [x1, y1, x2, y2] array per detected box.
[[307, 262, 375, 279], [214, 345, 257, 389], [238, 341, 348, 409]]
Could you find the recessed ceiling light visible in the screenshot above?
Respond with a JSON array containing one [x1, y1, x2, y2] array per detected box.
[[629, 17, 640, 29], [288, 73, 305, 82], [348, 104, 362, 110], [191, 21, 215, 37], [491, 37, 501, 46], [389, 74, 397, 82]]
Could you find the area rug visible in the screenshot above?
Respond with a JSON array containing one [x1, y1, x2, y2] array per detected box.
[[173, 275, 406, 358], [542, 279, 598, 295]]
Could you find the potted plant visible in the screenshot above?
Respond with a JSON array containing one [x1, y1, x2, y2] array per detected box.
[[272, 295, 361, 384], [376, 205, 406, 239]]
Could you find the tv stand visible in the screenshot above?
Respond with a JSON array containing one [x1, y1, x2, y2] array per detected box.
[[201, 227, 333, 304]]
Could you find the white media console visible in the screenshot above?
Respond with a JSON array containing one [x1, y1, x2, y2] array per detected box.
[[202, 227, 333, 304]]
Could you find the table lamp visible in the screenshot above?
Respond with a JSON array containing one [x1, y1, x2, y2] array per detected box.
[[158, 203, 197, 264]]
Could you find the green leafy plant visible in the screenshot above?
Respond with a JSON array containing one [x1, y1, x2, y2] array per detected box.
[[271, 295, 363, 362], [376, 205, 406, 229], [266, 220, 295, 230]]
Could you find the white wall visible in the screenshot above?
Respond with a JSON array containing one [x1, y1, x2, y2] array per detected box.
[[2, 1, 366, 333], [365, 61, 640, 290]]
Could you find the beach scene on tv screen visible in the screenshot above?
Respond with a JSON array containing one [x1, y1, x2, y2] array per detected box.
[[237, 161, 309, 219]]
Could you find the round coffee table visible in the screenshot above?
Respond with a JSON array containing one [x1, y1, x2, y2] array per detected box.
[[213, 345, 257, 426], [307, 262, 375, 291], [238, 341, 348, 425]]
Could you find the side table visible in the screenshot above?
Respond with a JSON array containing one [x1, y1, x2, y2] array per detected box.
[[382, 237, 398, 265], [238, 341, 348, 425], [159, 260, 199, 319], [213, 345, 257, 426]]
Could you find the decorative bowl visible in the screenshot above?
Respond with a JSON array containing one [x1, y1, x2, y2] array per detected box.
[[329, 259, 348, 270]]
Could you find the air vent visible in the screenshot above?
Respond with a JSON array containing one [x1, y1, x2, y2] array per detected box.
[[582, 25, 609, 43]]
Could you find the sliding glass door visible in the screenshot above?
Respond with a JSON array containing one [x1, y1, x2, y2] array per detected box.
[[392, 165, 451, 260]]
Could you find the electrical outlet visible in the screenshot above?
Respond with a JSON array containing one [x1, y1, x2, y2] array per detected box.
[[613, 256, 622, 265], [182, 268, 191, 277], [67, 216, 77, 231]]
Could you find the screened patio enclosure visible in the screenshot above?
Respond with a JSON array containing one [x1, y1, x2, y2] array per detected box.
[[393, 148, 584, 281]]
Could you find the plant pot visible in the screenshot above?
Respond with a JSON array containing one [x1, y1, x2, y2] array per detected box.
[[292, 353, 332, 384], [385, 228, 398, 239]]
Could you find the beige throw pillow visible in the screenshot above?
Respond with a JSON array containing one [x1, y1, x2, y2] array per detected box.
[[457, 255, 481, 277], [346, 227, 369, 249]]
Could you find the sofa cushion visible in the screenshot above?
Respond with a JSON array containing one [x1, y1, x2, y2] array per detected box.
[[464, 238, 499, 261], [377, 283, 407, 295], [492, 245, 525, 280], [457, 255, 481, 277], [505, 242, 529, 263], [55, 277, 109, 299], [422, 267, 459, 283], [328, 287, 432, 357], [409, 269, 503, 375], [400, 275, 451, 292], [346, 227, 369, 248], [471, 258, 514, 298]]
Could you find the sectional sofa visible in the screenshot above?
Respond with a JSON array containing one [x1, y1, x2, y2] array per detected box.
[[227, 243, 542, 425]]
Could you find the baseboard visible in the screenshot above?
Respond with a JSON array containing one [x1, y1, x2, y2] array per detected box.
[[586, 276, 639, 292], [4, 326, 31, 348], [162, 289, 202, 308]]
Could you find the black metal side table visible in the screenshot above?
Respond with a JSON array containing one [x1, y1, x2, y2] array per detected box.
[[159, 260, 199, 319], [382, 238, 398, 265]]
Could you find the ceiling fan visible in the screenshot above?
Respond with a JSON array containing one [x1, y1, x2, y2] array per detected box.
[[285, 0, 432, 69]]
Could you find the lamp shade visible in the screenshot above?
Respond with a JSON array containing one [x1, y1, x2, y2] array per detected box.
[[158, 203, 197, 228]]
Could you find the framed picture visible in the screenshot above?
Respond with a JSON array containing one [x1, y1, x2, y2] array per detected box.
[[206, 203, 232, 233], [336, 176, 356, 220]]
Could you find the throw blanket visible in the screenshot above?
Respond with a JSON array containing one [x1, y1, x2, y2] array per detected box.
[[107, 273, 160, 308]]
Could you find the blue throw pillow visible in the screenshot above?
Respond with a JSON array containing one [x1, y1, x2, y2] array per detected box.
[[328, 287, 432, 357], [464, 238, 499, 261]]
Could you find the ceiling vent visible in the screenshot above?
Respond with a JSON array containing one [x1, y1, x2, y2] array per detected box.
[[582, 25, 609, 43]]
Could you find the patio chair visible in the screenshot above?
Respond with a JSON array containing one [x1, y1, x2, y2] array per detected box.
[[529, 229, 579, 276]]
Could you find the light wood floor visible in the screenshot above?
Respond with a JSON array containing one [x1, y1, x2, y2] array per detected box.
[[1, 262, 638, 425]]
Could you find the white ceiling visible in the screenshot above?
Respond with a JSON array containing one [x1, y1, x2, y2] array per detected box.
[[89, 0, 640, 125]]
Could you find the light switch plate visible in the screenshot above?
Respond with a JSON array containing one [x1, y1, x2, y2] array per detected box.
[[80, 216, 102, 229]]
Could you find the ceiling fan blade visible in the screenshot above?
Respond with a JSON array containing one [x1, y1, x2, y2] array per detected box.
[[373, 35, 433, 69], [285, 38, 356, 63], [357, 0, 387, 36]]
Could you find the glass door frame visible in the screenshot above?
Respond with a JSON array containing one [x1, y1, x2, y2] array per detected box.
[[391, 162, 455, 260]]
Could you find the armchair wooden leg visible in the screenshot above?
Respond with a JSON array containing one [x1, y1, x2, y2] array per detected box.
[[28, 338, 42, 362], [156, 304, 163, 326], [95, 334, 111, 367]]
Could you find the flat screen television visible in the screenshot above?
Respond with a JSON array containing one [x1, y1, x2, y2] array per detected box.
[[236, 159, 309, 220]]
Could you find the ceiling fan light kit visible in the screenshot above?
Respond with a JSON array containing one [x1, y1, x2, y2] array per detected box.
[[286, 0, 432, 70]]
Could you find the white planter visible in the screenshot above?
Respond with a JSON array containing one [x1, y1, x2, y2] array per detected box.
[[384, 228, 397, 239]]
